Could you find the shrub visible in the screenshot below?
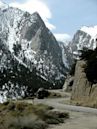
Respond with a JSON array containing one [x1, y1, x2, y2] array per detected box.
[[7, 102, 15, 110], [80, 47, 97, 83], [38, 110, 69, 124], [44, 111, 69, 124], [3, 101, 10, 106], [48, 92, 62, 98], [36, 88, 50, 99], [69, 60, 77, 76], [80, 47, 93, 60], [13, 43, 21, 56], [8, 118, 47, 129], [45, 118, 63, 124], [0, 102, 69, 129], [15, 102, 25, 111]]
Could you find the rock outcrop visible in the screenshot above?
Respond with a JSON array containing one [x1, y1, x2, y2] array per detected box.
[[71, 60, 97, 107], [63, 76, 74, 92]]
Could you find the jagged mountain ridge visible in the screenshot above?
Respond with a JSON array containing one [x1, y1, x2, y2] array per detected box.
[[0, 2, 68, 81], [68, 26, 97, 59], [0, 1, 69, 102], [56, 25, 97, 62]]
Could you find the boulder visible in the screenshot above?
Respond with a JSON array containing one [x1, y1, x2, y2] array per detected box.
[[36, 88, 49, 99]]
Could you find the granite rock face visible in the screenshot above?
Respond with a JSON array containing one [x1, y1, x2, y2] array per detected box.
[[0, 2, 69, 102], [71, 60, 97, 107], [0, 7, 66, 84], [69, 29, 97, 59], [63, 76, 74, 92]]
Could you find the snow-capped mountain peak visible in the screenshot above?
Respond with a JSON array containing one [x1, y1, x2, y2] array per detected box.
[[68, 25, 97, 60], [81, 26, 97, 39], [0, 3, 69, 102], [0, 0, 8, 10]]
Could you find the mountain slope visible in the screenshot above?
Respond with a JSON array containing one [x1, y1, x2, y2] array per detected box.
[[0, 38, 54, 102], [0, 2, 69, 102], [0, 2, 67, 82], [68, 26, 97, 59]]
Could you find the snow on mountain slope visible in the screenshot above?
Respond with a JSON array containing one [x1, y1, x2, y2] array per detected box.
[[68, 26, 97, 59], [2, 1, 97, 102], [0, 37, 54, 102], [0, 7, 23, 50], [0, 1, 8, 10], [0, 1, 70, 102], [81, 26, 97, 39], [58, 42, 73, 69]]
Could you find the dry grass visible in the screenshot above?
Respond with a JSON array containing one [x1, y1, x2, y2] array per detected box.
[[0, 101, 69, 129]]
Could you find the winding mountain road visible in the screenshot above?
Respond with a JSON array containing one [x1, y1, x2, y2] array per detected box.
[[23, 90, 97, 129], [37, 98, 97, 114], [33, 97, 97, 115], [26, 94, 97, 129]]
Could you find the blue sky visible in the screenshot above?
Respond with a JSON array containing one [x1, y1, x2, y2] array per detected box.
[[3, 0, 97, 41], [47, 0, 97, 34]]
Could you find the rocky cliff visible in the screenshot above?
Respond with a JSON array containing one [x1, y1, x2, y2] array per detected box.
[[0, 2, 69, 102], [63, 75, 74, 92], [64, 25, 97, 96], [0, 5, 66, 83], [69, 26, 97, 59], [71, 60, 97, 107]]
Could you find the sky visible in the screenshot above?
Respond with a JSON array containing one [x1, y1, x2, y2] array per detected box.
[[1, 0, 97, 42]]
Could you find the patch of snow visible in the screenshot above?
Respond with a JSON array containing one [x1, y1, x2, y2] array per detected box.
[[0, 91, 7, 103], [34, 60, 37, 65], [81, 26, 97, 39], [24, 49, 36, 60], [73, 51, 79, 55], [39, 74, 48, 81], [59, 43, 69, 68], [44, 50, 47, 54], [7, 27, 16, 52], [0, 1, 8, 10], [14, 55, 28, 68]]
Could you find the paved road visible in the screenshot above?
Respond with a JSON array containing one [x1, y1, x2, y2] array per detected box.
[[32, 98, 97, 129], [25, 96, 97, 129], [27, 97, 97, 115]]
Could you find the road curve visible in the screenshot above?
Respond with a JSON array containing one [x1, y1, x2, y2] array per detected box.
[[29, 98, 97, 115]]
